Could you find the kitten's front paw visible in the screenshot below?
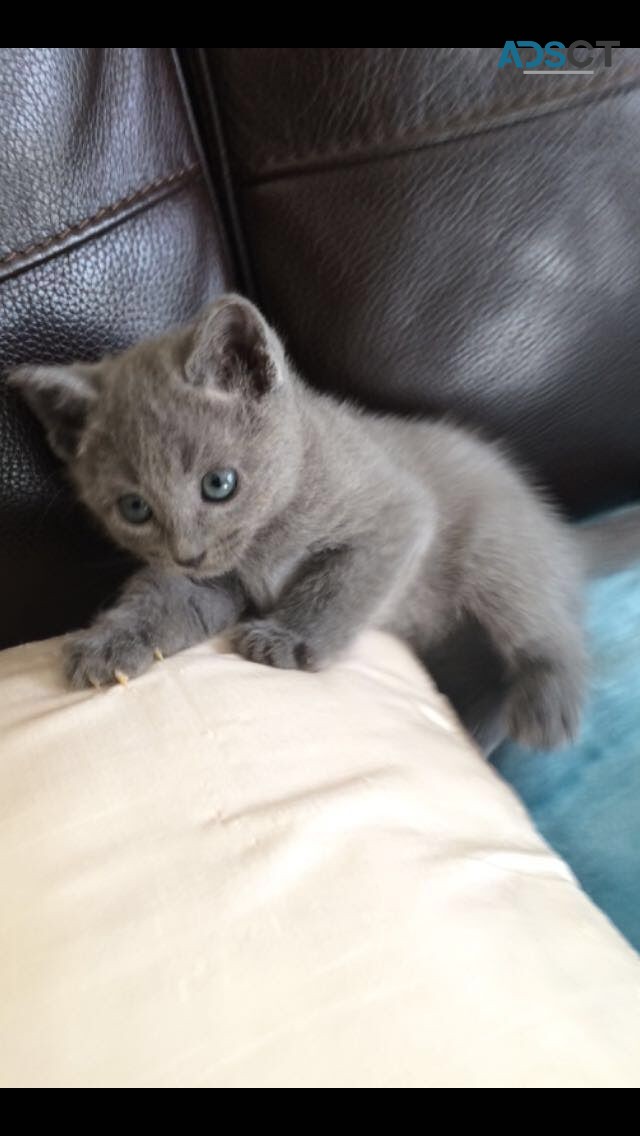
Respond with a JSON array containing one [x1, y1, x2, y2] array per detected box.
[[506, 658, 583, 750], [232, 619, 316, 671], [64, 625, 155, 689]]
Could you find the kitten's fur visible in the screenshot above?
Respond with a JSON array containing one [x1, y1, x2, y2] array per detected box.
[[9, 296, 640, 750]]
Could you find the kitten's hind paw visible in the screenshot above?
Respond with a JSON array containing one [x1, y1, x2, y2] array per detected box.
[[63, 626, 155, 689], [232, 619, 316, 671], [506, 657, 583, 750]]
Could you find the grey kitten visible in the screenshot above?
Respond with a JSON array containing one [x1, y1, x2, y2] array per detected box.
[[9, 295, 640, 750]]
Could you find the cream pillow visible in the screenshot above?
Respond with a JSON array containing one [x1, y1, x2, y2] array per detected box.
[[0, 631, 638, 1088]]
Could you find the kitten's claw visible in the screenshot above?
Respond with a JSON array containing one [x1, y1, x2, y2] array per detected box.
[[232, 619, 316, 671], [153, 648, 165, 662], [64, 627, 154, 689]]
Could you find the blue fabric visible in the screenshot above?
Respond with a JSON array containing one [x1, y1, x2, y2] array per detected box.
[[492, 563, 640, 951]]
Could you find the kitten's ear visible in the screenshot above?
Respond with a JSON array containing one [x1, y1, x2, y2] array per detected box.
[[185, 295, 284, 397], [7, 362, 100, 462]]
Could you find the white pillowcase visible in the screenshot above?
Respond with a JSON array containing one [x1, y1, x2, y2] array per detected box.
[[0, 631, 638, 1087]]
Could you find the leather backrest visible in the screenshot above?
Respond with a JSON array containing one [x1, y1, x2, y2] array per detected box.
[[205, 47, 640, 515]]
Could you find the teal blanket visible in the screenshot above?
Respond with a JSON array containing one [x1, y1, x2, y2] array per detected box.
[[493, 562, 640, 951]]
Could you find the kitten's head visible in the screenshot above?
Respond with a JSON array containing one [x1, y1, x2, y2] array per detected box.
[[9, 295, 302, 577]]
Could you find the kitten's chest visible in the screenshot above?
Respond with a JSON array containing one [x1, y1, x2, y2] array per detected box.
[[238, 541, 306, 613]]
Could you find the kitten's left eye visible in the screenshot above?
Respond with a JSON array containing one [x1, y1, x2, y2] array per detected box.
[[201, 468, 238, 502], [118, 493, 153, 524]]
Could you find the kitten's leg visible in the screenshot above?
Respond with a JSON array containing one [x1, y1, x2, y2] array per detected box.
[[233, 537, 420, 670], [462, 530, 587, 749], [421, 616, 512, 755], [64, 567, 246, 688]]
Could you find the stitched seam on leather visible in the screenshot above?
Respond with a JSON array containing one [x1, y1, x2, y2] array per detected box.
[[170, 49, 239, 291], [241, 66, 640, 181], [194, 48, 259, 299], [0, 164, 199, 269]]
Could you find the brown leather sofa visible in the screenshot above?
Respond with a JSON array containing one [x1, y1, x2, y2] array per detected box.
[[3, 47, 640, 653]]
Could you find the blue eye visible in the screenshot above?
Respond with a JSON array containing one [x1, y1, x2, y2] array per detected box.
[[201, 468, 238, 502], [118, 493, 152, 524]]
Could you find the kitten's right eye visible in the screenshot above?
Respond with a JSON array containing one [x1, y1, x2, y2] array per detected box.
[[118, 494, 153, 525]]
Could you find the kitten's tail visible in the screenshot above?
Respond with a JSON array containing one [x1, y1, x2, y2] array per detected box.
[[578, 503, 640, 577]]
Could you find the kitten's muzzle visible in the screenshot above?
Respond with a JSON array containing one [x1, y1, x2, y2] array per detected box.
[[174, 550, 207, 569]]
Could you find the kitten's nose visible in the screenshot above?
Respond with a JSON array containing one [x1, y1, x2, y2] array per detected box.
[[175, 550, 206, 569]]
